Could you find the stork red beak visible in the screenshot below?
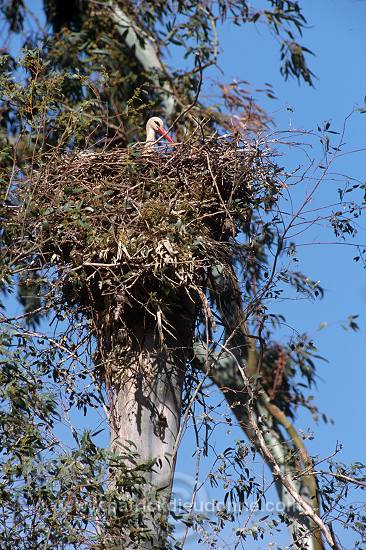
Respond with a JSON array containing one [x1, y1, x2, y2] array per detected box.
[[158, 126, 174, 144]]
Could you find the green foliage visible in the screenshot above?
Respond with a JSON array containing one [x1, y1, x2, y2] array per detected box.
[[0, 329, 172, 549], [1, 1, 315, 87], [0, 1, 316, 154], [0, 2, 365, 549]]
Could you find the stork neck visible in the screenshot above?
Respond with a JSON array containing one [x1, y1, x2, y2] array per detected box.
[[146, 126, 156, 142]]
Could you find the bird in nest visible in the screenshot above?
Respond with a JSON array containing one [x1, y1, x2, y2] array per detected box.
[[144, 117, 174, 150]]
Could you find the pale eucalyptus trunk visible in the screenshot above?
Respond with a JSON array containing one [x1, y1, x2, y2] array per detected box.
[[109, 325, 188, 489], [102, 298, 195, 548], [109, 2, 175, 118]]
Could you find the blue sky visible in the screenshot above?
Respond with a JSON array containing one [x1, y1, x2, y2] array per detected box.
[[214, 0, 366, 461], [4, 1, 366, 548]]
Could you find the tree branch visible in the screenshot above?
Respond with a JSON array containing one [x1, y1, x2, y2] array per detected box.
[[108, 2, 175, 118]]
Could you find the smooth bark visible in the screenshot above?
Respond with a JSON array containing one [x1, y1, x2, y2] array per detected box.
[[109, 2, 175, 118], [104, 299, 195, 547]]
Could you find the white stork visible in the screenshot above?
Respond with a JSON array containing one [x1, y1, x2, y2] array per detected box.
[[145, 117, 174, 149]]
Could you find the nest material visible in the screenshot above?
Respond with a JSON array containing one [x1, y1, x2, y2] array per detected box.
[[10, 137, 283, 325]]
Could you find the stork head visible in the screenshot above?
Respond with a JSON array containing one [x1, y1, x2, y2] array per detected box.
[[146, 116, 174, 143]]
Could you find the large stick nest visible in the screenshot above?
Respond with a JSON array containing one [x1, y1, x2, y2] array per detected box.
[[5, 136, 283, 325]]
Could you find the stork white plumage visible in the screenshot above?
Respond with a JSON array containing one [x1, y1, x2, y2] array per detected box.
[[145, 116, 174, 149]]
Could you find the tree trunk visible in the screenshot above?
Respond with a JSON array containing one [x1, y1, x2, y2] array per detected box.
[[101, 298, 195, 548], [110, 327, 184, 489]]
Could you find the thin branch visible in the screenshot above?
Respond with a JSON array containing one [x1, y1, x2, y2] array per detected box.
[[217, 341, 336, 549]]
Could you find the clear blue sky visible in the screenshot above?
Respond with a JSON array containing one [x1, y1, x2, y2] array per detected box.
[[6, 1, 366, 548]]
